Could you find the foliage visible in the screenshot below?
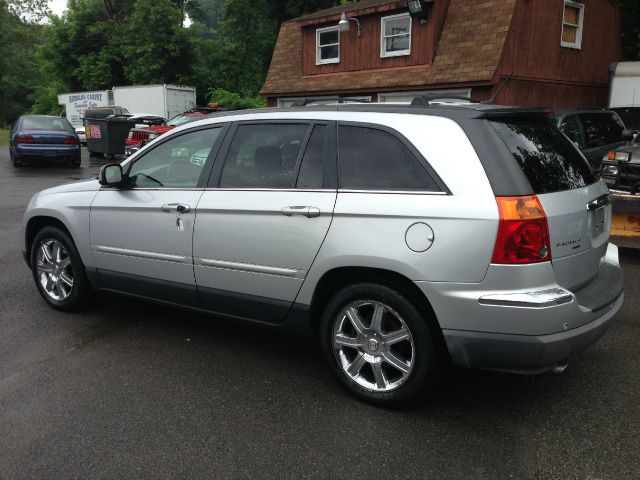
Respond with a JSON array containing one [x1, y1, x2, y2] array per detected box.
[[0, 129, 8, 146], [208, 88, 266, 109], [618, 0, 640, 61]]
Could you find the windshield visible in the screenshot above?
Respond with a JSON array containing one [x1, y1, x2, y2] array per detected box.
[[167, 114, 204, 127], [21, 116, 73, 131], [491, 118, 598, 194]]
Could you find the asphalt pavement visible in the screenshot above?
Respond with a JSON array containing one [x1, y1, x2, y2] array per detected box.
[[0, 146, 638, 479]]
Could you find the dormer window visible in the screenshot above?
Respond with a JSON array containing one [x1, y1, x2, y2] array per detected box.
[[316, 26, 340, 65], [561, 1, 584, 49], [381, 13, 412, 58]]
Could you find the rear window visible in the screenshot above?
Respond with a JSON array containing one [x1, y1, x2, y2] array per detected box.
[[490, 118, 597, 194], [21, 116, 73, 131]]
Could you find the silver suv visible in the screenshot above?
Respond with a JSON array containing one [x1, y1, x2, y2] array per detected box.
[[21, 104, 624, 404]]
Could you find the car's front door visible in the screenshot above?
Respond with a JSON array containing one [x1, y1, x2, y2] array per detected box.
[[193, 121, 336, 323], [90, 126, 226, 305]]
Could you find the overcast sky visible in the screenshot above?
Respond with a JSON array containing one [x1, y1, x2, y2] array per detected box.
[[49, 0, 67, 16]]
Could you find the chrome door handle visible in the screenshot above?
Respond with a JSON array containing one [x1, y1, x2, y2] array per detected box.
[[281, 206, 321, 218], [161, 203, 191, 213]]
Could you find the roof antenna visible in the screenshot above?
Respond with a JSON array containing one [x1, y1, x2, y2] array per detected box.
[[483, 69, 515, 105]]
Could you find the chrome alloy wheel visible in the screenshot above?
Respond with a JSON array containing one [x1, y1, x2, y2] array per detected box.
[[36, 239, 74, 301], [332, 300, 415, 392]]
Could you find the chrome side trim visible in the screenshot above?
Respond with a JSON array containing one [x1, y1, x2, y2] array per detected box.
[[195, 257, 302, 277], [479, 288, 573, 308], [338, 189, 448, 195], [203, 188, 334, 193], [93, 245, 188, 263]]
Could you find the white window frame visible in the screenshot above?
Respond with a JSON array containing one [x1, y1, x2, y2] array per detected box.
[[377, 89, 471, 103], [380, 13, 412, 58], [560, 0, 584, 50], [316, 26, 340, 65]]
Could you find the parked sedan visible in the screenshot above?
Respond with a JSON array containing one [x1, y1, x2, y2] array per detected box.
[[10, 115, 81, 167]]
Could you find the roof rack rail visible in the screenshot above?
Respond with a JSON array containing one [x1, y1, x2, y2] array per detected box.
[[292, 97, 372, 107], [410, 95, 480, 106]]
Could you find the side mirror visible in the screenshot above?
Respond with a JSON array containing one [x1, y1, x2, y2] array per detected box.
[[99, 164, 123, 186], [622, 129, 636, 141]]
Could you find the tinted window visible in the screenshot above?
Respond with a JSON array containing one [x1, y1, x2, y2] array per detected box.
[[559, 115, 583, 148], [338, 126, 438, 190], [220, 124, 309, 188], [580, 112, 625, 149], [296, 125, 325, 188], [21, 116, 73, 131], [491, 118, 597, 194], [127, 128, 221, 188]]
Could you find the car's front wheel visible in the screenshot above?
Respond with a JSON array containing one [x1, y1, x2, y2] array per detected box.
[[31, 226, 93, 311], [320, 283, 443, 405]]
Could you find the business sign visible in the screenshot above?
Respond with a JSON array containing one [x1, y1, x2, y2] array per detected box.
[[59, 91, 109, 126]]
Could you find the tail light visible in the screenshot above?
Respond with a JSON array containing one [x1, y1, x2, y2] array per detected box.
[[492, 195, 551, 264], [607, 150, 616, 161], [16, 135, 33, 143], [63, 135, 79, 144]]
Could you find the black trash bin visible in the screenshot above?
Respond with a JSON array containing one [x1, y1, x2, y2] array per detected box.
[[85, 116, 135, 158]]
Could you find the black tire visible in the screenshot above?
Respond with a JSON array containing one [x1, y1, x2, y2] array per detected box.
[[30, 226, 93, 311], [320, 282, 443, 406], [11, 151, 22, 167]]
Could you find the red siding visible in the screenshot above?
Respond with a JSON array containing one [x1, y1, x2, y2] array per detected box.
[[494, 0, 619, 107], [301, 1, 450, 76]]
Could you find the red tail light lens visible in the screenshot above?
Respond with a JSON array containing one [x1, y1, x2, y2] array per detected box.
[[16, 135, 33, 143], [64, 135, 79, 144], [492, 195, 552, 264]]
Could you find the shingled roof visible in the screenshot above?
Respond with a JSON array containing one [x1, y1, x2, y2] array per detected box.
[[261, 0, 517, 97]]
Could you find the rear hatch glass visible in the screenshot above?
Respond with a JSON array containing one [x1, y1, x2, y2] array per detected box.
[[490, 118, 609, 290], [490, 118, 597, 194]]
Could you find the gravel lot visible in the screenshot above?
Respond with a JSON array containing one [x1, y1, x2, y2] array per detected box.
[[0, 146, 638, 479]]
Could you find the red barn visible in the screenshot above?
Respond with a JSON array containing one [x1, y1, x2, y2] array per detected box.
[[261, 0, 620, 108]]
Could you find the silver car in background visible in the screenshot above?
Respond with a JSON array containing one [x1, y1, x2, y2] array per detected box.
[[21, 103, 624, 404]]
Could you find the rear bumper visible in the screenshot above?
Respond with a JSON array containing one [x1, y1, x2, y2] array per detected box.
[[442, 292, 623, 374], [15, 144, 80, 159], [417, 243, 624, 373]]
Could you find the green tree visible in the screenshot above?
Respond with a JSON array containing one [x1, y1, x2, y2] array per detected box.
[[619, 0, 640, 60]]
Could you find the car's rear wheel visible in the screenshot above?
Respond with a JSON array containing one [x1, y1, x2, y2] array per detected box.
[[10, 151, 22, 167], [31, 226, 93, 311], [320, 283, 442, 405]]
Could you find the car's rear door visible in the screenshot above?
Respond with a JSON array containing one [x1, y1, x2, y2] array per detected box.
[[192, 121, 336, 324]]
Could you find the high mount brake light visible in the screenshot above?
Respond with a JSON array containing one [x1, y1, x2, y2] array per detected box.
[[492, 196, 552, 264]]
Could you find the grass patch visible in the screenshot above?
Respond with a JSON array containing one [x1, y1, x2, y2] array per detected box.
[[0, 129, 8, 146]]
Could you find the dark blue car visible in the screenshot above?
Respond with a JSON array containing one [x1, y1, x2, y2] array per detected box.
[[9, 115, 81, 168]]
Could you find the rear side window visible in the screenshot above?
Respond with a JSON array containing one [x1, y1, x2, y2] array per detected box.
[[296, 125, 325, 188], [219, 123, 309, 188], [338, 125, 439, 191], [491, 118, 597, 194], [580, 112, 625, 148]]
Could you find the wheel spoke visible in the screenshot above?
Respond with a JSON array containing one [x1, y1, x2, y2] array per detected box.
[[372, 361, 388, 390], [370, 304, 384, 333], [60, 271, 74, 288], [347, 352, 367, 376], [37, 262, 55, 274], [52, 242, 62, 263], [346, 307, 367, 335], [58, 257, 71, 269], [40, 243, 53, 263], [382, 351, 410, 374], [55, 282, 66, 298], [383, 327, 410, 345], [334, 333, 361, 349]]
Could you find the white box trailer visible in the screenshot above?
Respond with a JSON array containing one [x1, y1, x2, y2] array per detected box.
[[57, 90, 111, 128], [609, 62, 640, 130], [111, 84, 196, 120]]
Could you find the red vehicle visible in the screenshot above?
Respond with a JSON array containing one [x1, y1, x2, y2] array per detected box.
[[124, 109, 216, 156]]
